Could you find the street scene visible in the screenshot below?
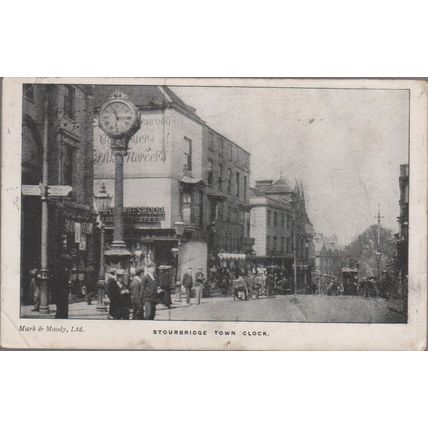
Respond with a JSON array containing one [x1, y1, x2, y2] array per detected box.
[[20, 82, 409, 323]]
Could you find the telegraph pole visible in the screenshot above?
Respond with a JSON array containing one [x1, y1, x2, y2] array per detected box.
[[374, 204, 384, 282]]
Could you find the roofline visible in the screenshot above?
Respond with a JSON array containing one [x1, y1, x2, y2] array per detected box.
[[205, 124, 251, 156]]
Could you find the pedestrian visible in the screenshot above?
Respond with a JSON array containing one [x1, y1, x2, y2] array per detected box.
[[105, 268, 118, 319], [84, 265, 96, 305], [130, 266, 145, 319], [29, 268, 40, 312], [106, 269, 131, 320], [54, 254, 72, 319], [246, 272, 256, 299], [194, 268, 205, 305], [158, 265, 172, 308], [182, 267, 193, 304], [141, 262, 158, 320]]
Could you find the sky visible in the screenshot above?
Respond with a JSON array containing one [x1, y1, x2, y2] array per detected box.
[[173, 85, 409, 246]]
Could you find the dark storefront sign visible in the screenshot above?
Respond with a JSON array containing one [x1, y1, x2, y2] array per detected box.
[[102, 206, 166, 226]]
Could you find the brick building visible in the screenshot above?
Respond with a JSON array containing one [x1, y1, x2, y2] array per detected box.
[[93, 85, 252, 279], [21, 84, 96, 304]]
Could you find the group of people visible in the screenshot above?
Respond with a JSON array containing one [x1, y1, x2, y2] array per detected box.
[[106, 263, 159, 320]]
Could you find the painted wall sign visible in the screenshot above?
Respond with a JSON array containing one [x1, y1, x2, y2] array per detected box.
[[93, 111, 172, 177]]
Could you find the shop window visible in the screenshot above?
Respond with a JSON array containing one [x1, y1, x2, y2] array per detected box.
[[64, 85, 75, 119], [183, 137, 192, 172], [182, 191, 192, 224], [193, 190, 203, 228], [208, 159, 213, 186]]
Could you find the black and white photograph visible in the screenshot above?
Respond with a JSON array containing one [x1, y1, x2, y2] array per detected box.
[[1, 77, 426, 350], [18, 81, 410, 323]]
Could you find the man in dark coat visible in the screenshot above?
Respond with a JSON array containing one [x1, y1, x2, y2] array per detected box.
[[141, 262, 158, 320], [106, 269, 131, 320], [182, 267, 193, 304], [130, 267, 145, 319]]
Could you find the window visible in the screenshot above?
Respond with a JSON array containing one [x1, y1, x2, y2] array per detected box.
[[193, 190, 203, 227], [23, 84, 34, 101], [287, 214, 291, 229], [208, 132, 214, 151], [267, 210, 272, 227], [273, 212, 277, 227], [236, 171, 240, 197], [227, 168, 232, 193], [229, 144, 233, 161], [219, 139, 224, 156], [183, 137, 192, 171], [281, 237, 285, 252], [63, 144, 75, 186], [287, 237, 291, 253], [267, 236, 271, 253], [218, 201, 224, 220], [208, 159, 213, 186], [210, 200, 217, 222], [64, 85, 75, 119], [273, 236, 277, 251], [243, 176, 247, 200], [281, 214, 285, 229], [218, 164, 223, 191]]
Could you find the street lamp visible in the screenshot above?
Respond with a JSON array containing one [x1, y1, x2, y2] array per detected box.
[[94, 183, 112, 311], [173, 219, 185, 301]]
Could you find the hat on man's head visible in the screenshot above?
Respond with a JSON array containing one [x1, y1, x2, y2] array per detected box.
[[146, 262, 156, 268], [135, 267, 144, 275], [116, 269, 125, 276]]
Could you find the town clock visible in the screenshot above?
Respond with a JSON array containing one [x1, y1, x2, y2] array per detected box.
[[98, 92, 140, 138]]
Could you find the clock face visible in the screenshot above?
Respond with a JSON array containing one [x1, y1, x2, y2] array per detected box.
[[99, 100, 137, 136]]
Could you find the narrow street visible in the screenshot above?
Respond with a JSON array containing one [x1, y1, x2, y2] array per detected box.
[[22, 294, 405, 323]]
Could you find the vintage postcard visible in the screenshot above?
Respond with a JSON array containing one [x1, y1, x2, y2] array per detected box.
[[1, 77, 426, 350]]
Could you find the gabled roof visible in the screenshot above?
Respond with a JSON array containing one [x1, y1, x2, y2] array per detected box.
[[93, 85, 203, 122]]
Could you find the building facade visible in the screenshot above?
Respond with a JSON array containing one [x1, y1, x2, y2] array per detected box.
[[396, 163, 409, 297], [93, 85, 252, 279], [21, 84, 96, 303], [313, 233, 342, 292], [249, 178, 314, 287]]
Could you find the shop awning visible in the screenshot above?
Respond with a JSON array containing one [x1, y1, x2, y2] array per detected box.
[[218, 253, 247, 260], [206, 189, 227, 200], [179, 176, 206, 186]]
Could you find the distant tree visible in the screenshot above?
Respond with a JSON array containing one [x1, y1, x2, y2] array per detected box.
[[343, 225, 396, 278]]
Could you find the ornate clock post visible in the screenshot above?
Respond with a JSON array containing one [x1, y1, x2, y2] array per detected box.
[[98, 91, 141, 278]]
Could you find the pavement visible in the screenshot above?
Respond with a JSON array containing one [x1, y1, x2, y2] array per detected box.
[[21, 293, 406, 323]]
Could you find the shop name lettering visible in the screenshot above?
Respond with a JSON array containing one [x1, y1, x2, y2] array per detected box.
[[102, 207, 165, 224], [94, 150, 166, 165]]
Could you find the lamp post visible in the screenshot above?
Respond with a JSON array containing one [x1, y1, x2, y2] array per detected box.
[[94, 183, 112, 310], [173, 218, 185, 301]]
